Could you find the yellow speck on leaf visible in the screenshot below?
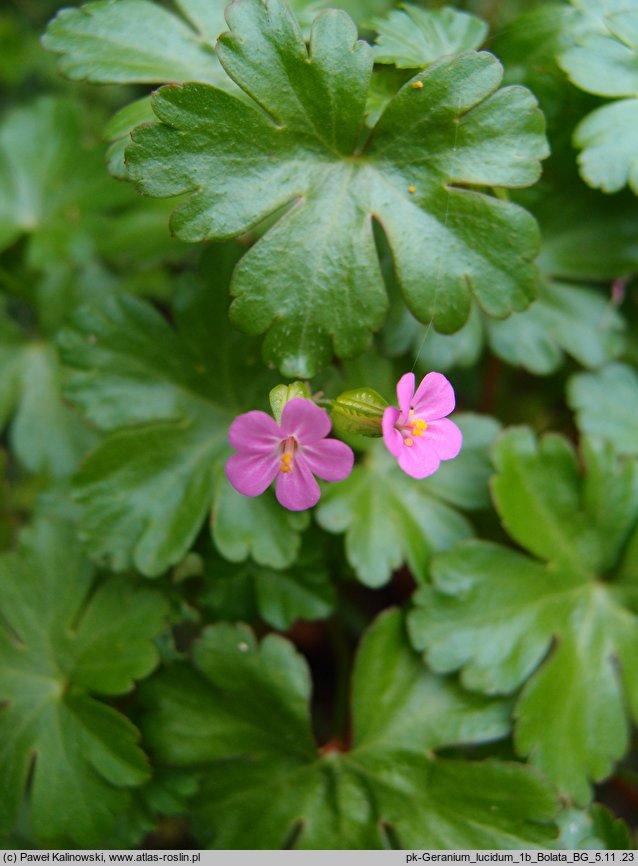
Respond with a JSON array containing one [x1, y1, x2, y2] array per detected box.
[[411, 81, 423, 89], [408, 185, 416, 194]]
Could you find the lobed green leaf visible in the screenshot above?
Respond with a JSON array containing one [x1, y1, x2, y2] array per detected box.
[[59, 260, 309, 576], [372, 4, 488, 69], [568, 363, 638, 456], [0, 515, 167, 845], [140, 611, 557, 848], [316, 414, 499, 587], [409, 428, 638, 803], [126, 0, 548, 376]]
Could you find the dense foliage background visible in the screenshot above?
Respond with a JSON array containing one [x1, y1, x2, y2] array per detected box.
[[2, 0, 638, 849]]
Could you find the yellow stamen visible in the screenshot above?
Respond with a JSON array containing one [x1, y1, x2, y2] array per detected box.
[[411, 418, 428, 437], [280, 451, 294, 474], [405, 438, 414, 447]]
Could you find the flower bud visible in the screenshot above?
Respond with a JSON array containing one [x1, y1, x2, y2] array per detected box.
[[269, 381, 311, 423], [331, 388, 389, 437]]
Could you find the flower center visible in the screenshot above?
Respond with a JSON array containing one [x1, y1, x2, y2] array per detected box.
[[400, 410, 427, 447], [279, 436, 297, 474]]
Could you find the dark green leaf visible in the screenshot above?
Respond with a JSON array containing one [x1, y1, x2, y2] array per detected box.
[[108, 769, 198, 849], [202, 538, 335, 629], [59, 266, 286, 576], [141, 611, 557, 848], [126, 0, 547, 376], [537, 191, 638, 281], [0, 514, 167, 845]]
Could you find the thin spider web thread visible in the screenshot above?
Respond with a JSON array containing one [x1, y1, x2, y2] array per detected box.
[[410, 88, 461, 373]]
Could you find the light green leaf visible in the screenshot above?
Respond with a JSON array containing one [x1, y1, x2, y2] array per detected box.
[[486, 281, 625, 375], [559, 4, 638, 193], [0, 301, 97, 479], [574, 99, 638, 194], [202, 538, 335, 629], [59, 265, 281, 576], [211, 473, 309, 570], [104, 96, 156, 180], [379, 271, 484, 370], [140, 611, 557, 848], [0, 96, 124, 257], [0, 515, 167, 845], [387, 277, 624, 376], [567, 0, 633, 36], [289, 0, 395, 32], [555, 805, 631, 850], [568, 363, 638, 455], [560, 7, 638, 98], [417, 303, 484, 371], [43, 0, 229, 86], [0, 96, 183, 325], [127, 0, 547, 376], [409, 427, 638, 803], [423, 413, 501, 509], [9, 343, 97, 478], [174, 0, 229, 42], [315, 414, 498, 587], [373, 4, 488, 69]]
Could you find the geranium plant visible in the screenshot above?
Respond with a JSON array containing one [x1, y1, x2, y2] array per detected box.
[[0, 0, 637, 851]]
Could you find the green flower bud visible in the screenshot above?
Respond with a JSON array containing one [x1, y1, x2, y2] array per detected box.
[[269, 381, 312, 423], [331, 388, 388, 437]]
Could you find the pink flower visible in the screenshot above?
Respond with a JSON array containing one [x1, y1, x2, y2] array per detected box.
[[382, 372, 462, 478], [226, 398, 354, 511]]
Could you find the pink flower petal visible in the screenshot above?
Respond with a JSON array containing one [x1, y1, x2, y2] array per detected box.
[[425, 418, 463, 460], [228, 410, 282, 454], [412, 372, 456, 420], [226, 451, 280, 497], [382, 407, 403, 457], [280, 398, 332, 444], [397, 439, 441, 479], [302, 438, 354, 482], [396, 372, 416, 418], [275, 457, 320, 511]]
